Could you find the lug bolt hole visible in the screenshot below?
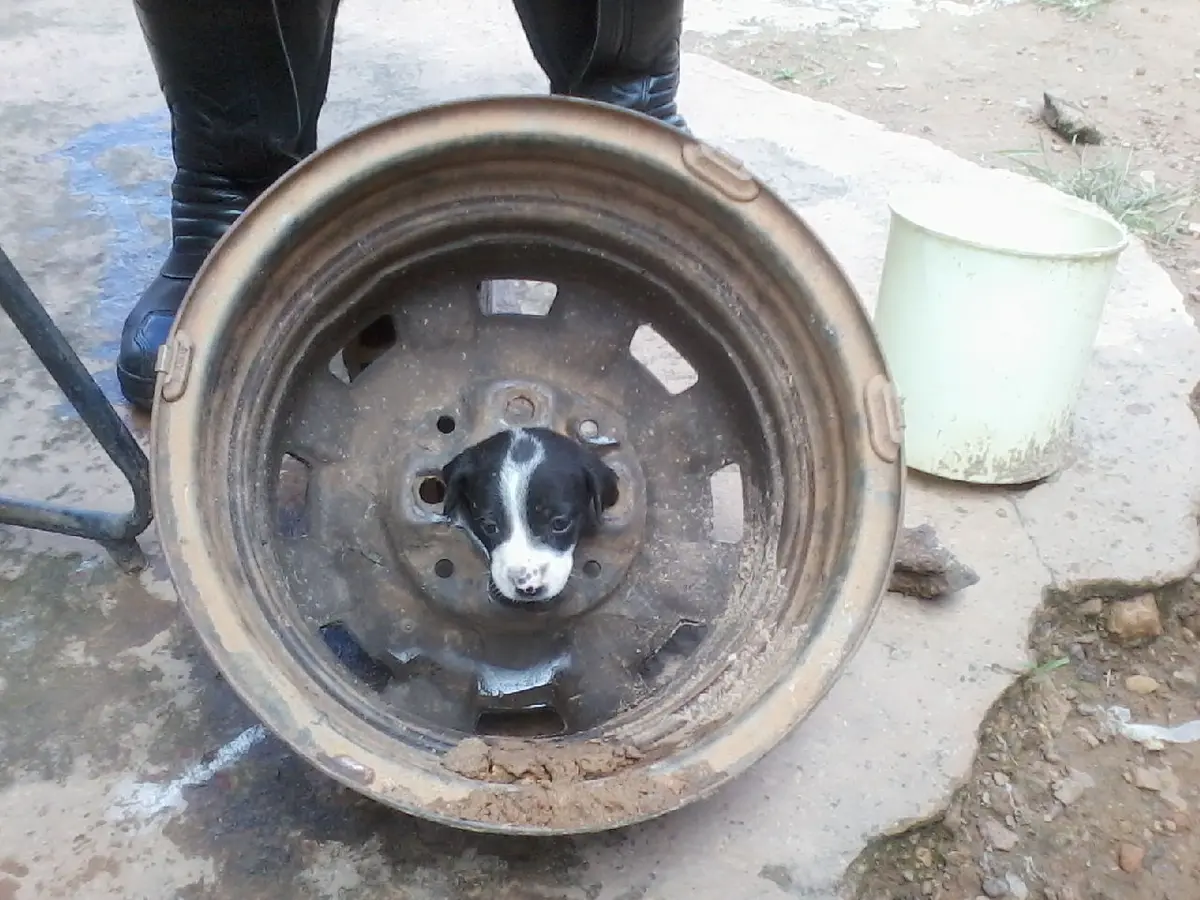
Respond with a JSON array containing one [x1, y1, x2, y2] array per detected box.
[[418, 476, 446, 505], [582, 560, 602, 578], [436, 415, 456, 434], [434, 558, 455, 579], [505, 395, 536, 423]]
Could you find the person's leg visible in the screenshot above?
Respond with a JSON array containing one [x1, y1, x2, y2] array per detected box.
[[512, 0, 688, 130], [118, 0, 340, 411]]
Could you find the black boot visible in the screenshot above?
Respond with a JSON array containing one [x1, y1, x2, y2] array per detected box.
[[512, 0, 688, 130], [118, 0, 340, 411]]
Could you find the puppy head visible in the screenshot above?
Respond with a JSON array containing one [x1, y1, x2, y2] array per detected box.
[[441, 427, 619, 606]]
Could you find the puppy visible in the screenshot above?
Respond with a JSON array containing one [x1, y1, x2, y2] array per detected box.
[[441, 427, 619, 606]]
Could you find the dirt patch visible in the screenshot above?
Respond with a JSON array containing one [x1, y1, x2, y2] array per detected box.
[[443, 736, 644, 784], [846, 583, 1200, 900], [437, 736, 706, 831], [687, 0, 1200, 313]]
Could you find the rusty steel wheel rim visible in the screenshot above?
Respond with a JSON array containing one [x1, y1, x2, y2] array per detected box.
[[150, 96, 905, 835]]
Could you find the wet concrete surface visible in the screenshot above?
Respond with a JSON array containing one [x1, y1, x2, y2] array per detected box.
[[3, 0, 1200, 897]]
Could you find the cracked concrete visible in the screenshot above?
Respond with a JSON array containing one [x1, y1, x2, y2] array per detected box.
[[1, 1, 1198, 898]]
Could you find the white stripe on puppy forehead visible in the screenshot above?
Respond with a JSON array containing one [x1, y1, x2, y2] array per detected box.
[[499, 428, 545, 546]]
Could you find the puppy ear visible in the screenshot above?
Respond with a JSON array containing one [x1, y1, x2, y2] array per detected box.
[[582, 452, 620, 528], [440, 448, 476, 519]]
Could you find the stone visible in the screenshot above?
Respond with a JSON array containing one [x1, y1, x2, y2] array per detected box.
[[1125, 674, 1161, 695], [1172, 668, 1198, 687], [1005, 873, 1029, 900], [993, 771, 1010, 786], [1158, 772, 1188, 812], [1053, 768, 1095, 806], [1134, 766, 1164, 792], [1078, 597, 1104, 617], [1107, 595, 1163, 642], [889, 523, 981, 599], [1075, 726, 1101, 748], [1118, 843, 1145, 873], [1041, 92, 1104, 144], [979, 818, 1019, 851], [981, 876, 1009, 898]]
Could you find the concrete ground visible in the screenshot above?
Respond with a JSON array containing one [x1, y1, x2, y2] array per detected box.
[[1, 1, 1198, 898]]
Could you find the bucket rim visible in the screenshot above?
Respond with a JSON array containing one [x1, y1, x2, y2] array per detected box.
[[887, 180, 1131, 261]]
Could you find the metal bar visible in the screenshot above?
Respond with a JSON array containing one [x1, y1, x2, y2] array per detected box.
[[0, 243, 153, 571]]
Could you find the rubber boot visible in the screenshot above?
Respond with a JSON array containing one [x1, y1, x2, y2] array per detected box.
[[117, 0, 340, 411], [512, 0, 689, 130]]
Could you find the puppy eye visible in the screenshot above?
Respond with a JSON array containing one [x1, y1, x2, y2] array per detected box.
[[550, 516, 572, 534], [480, 519, 499, 536]]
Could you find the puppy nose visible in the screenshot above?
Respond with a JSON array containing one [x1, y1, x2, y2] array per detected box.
[[507, 566, 546, 599]]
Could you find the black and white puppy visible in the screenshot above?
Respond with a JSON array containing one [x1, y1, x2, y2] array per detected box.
[[441, 427, 619, 606]]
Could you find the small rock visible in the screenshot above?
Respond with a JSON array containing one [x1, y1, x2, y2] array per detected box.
[[1134, 766, 1164, 792], [1075, 726, 1101, 748], [1159, 773, 1188, 812], [1053, 768, 1096, 806], [993, 771, 1010, 786], [1126, 674, 1161, 695], [980, 818, 1019, 851], [890, 524, 981, 599], [1108, 595, 1163, 642], [981, 876, 1009, 898], [1079, 597, 1104, 617], [1006, 873, 1029, 900], [1118, 842, 1145, 873], [1172, 668, 1198, 687], [1041, 92, 1103, 144], [916, 847, 933, 867]]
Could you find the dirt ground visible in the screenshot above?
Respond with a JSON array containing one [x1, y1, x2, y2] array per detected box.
[[689, 2, 1200, 898], [688, 0, 1200, 310]]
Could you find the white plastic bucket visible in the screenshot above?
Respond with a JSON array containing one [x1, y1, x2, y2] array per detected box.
[[873, 181, 1129, 484]]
